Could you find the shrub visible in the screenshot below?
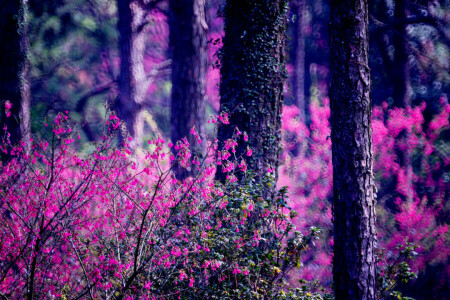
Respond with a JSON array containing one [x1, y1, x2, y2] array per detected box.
[[0, 110, 320, 299]]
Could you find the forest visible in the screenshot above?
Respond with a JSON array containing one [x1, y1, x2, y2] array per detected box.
[[0, 0, 448, 299]]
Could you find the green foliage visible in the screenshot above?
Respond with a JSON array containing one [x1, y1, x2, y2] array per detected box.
[[28, 0, 117, 136], [376, 243, 418, 300], [285, 279, 334, 300], [148, 172, 325, 299]]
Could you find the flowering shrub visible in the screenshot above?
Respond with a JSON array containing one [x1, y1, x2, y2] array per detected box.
[[0, 109, 321, 299], [280, 98, 450, 290], [1, 97, 447, 298]]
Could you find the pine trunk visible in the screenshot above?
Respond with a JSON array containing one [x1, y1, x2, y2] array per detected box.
[[117, 0, 147, 147], [217, 0, 288, 190], [329, 0, 377, 299], [0, 0, 31, 154], [169, 0, 208, 179]]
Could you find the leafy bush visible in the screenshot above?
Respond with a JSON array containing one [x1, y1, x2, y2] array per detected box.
[[0, 110, 320, 299]]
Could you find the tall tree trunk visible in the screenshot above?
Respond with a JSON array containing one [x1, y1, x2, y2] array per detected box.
[[392, 0, 411, 109], [0, 0, 31, 155], [292, 0, 306, 122], [117, 0, 148, 148], [169, 0, 208, 179], [217, 0, 288, 192], [393, 0, 413, 201], [329, 1, 376, 299]]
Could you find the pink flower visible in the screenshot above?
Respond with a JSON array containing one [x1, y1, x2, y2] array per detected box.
[[189, 277, 195, 287]]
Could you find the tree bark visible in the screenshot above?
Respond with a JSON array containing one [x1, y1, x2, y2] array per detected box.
[[217, 0, 288, 191], [169, 0, 208, 179], [329, 1, 376, 299], [0, 0, 31, 154], [116, 0, 148, 148], [292, 0, 306, 122]]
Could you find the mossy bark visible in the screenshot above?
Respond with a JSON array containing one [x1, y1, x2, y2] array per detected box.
[[217, 0, 288, 192]]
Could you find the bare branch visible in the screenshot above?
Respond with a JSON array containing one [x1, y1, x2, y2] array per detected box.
[[75, 81, 116, 113]]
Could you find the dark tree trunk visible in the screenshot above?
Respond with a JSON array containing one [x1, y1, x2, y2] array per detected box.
[[117, 0, 148, 147], [292, 0, 306, 122], [392, 0, 411, 109], [169, 0, 208, 179], [217, 0, 288, 191], [393, 0, 413, 201], [0, 0, 31, 154], [329, 1, 376, 299]]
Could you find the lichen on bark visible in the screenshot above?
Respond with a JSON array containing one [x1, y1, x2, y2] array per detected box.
[[217, 0, 289, 197]]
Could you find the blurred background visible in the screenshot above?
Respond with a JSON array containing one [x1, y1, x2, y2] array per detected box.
[[1, 0, 449, 298]]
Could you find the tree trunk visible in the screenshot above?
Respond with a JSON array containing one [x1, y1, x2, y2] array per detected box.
[[217, 0, 288, 191], [116, 0, 148, 148], [292, 0, 306, 122], [169, 0, 208, 179], [0, 0, 31, 154], [329, 1, 377, 299], [392, 0, 411, 109], [393, 0, 413, 201]]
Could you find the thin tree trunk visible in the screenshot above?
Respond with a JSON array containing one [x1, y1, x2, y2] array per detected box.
[[169, 0, 208, 179], [393, 0, 413, 201], [117, 0, 148, 148], [0, 0, 31, 154], [292, 0, 306, 122], [20, 9, 31, 154], [392, 0, 411, 109], [217, 0, 288, 193], [329, 0, 376, 299]]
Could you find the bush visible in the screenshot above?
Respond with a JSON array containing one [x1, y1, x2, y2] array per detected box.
[[0, 110, 320, 299]]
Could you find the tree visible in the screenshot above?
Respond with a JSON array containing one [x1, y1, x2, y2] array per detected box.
[[0, 0, 31, 154], [169, 0, 207, 178], [385, 0, 414, 201], [116, 0, 168, 147], [116, 0, 146, 146], [392, 0, 414, 202], [291, 0, 307, 122], [391, 0, 411, 109], [217, 0, 288, 190], [329, 1, 376, 299]]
